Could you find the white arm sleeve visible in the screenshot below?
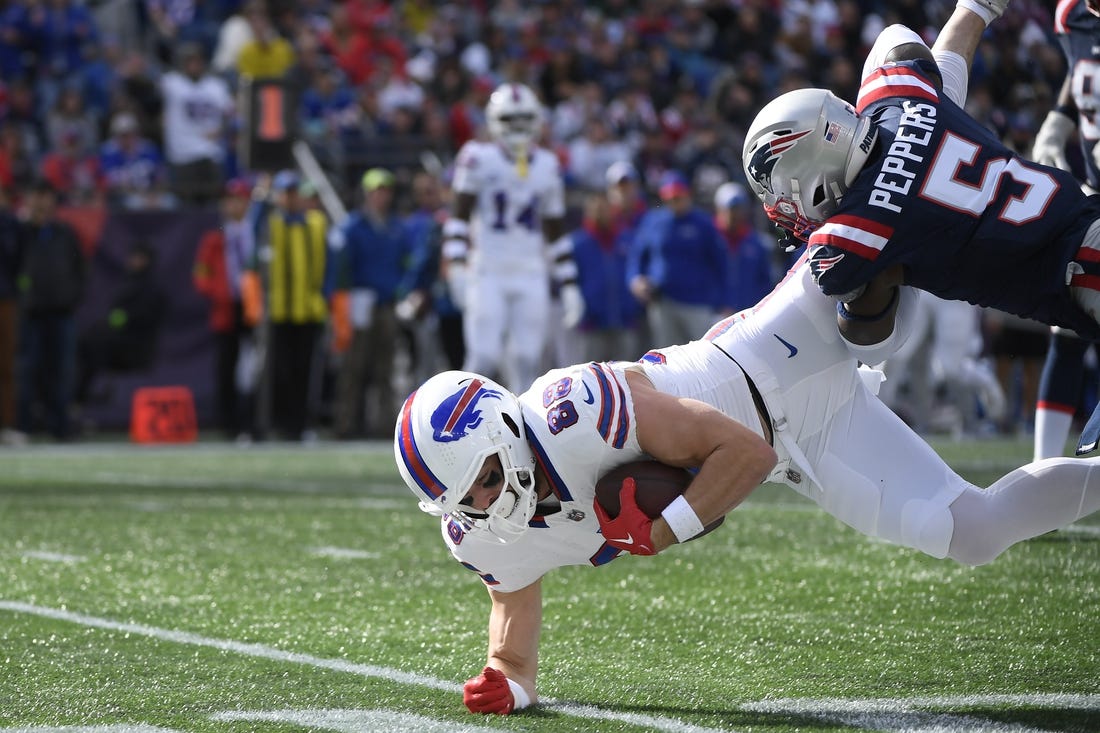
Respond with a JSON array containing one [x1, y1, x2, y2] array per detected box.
[[931, 48, 969, 107], [842, 286, 922, 365]]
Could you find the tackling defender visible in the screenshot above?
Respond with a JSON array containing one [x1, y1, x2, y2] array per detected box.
[[742, 0, 1100, 345], [442, 82, 583, 393]]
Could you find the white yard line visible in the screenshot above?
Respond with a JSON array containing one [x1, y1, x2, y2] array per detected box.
[[212, 709, 500, 732], [20, 551, 85, 564], [741, 695, 1100, 733], [0, 601, 731, 733], [309, 547, 381, 560]]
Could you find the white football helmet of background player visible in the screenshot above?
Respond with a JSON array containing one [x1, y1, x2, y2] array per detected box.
[[394, 370, 538, 543], [743, 88, 876, 243], [486, 83, 543, 154]]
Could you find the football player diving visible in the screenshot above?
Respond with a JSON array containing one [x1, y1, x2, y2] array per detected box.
[[393, 2, 1100, 717], [741, 0, 1100, 451], [442, 82, 583, 393], [395, 252, 1100, 715]]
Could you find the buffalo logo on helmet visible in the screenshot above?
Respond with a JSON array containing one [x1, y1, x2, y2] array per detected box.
[[746, 128, 812, 195], [430, 379, 503, 443]]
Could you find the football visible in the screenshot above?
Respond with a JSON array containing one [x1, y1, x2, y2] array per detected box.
[[594, 460, 724, 541]]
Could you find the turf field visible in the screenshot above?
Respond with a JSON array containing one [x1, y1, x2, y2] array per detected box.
[[0, 438, 1097, 733]]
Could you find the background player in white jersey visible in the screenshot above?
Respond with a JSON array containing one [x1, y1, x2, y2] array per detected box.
[[1029, 0, 1100, 459], [442, 82, 583, 393], [394, 256, 1100, 716]]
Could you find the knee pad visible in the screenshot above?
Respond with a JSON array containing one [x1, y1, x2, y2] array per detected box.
[[900, 499, 954, 558]]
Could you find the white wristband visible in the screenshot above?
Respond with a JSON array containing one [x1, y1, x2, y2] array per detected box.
[[956, 0, 1000, 26], [506, 677, 532, 709], [660, 495, 706, 543]]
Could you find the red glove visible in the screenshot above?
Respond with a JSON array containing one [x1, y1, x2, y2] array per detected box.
[[463, 666, 515, 714], [593, 477, 657, 555]]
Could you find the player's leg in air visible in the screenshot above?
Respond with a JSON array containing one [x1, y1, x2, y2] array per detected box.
[[1034, 328, 1091, 460]]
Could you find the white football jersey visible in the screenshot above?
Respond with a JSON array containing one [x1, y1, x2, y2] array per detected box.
[[441, 351, 766, 592], [452, 140, 565, 275], [160, 71, 233, 164]]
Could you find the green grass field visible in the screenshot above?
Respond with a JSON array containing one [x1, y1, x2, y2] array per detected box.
[[0, 438, 1097, 733]]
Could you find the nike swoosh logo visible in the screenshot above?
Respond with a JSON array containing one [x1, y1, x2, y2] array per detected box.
[[774, 334, 798, 358], [607, 533, 633, 545], [582, 383, 595, 404]]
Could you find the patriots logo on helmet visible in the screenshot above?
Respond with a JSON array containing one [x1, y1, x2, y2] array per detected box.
[[746, 129, 812, 194], [430, 379, 502, 442]]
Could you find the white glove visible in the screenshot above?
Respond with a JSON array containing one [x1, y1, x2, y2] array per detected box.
[[1032, 109, 1074, 172], [560, 283, 584, 329], [957, 0, 1010, 25], [447, 263, 467, 310]]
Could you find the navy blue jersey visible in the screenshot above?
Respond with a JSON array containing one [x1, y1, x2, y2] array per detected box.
[[1055, 0, 1100, 188], [808, 59, 1100, 339]]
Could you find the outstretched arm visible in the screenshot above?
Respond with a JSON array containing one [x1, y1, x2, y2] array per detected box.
[[463, 580, 542, 714]]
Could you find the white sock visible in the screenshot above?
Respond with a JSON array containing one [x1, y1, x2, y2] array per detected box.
[[1034, 407, 1073, 461]]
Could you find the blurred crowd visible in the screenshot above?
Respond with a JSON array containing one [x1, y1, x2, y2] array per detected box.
[[0, 0, 1087, 444]]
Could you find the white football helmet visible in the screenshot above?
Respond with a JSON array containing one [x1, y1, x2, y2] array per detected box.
[[486, 83, 543, 152], [743, 88, 877, 242], [394, 370, 538, 543]]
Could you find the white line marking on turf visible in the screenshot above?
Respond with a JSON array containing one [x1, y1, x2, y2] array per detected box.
[[21, 550, 85, 563], [309, 546, 380, 560], [3, 721, 176, 726], [0, 601, 731, 733], [741, 694, 1100, 733], [212, 708, 499, 732], [1061, 523, 1100, 537]]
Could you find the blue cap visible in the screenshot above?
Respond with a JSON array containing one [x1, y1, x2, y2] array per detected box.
[[658, 170, 691, 200], [272, 170, 301, 192]]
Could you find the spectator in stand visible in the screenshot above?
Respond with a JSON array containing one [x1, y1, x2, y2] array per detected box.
[[567, 116, 633, 192], [0, 122, 36, 200], [236, 1, 296, 80], [325, 168, 411, 439], [160, 42, 234, 205], [0, 185, 24, 446], [674, 117, 743, 201], [571, 190, 642, 362], [628, 171, 729, 347], [99, 112, 172, 210], [713, 182, 776, 314], [2, 79, 44, 162], [145, 0, 221, 67], [45, 83, 98, 156], [256, 169, 327, 442], [193, 178, 258, 440], [605, 160, 648, 242], [28, 0, 99, 104], [212, 0, 257, 75], [0, 5, 28, 82], [447, 76, 491, 150], [40, 129, 102, 205], [15, 181, 85, 441]]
